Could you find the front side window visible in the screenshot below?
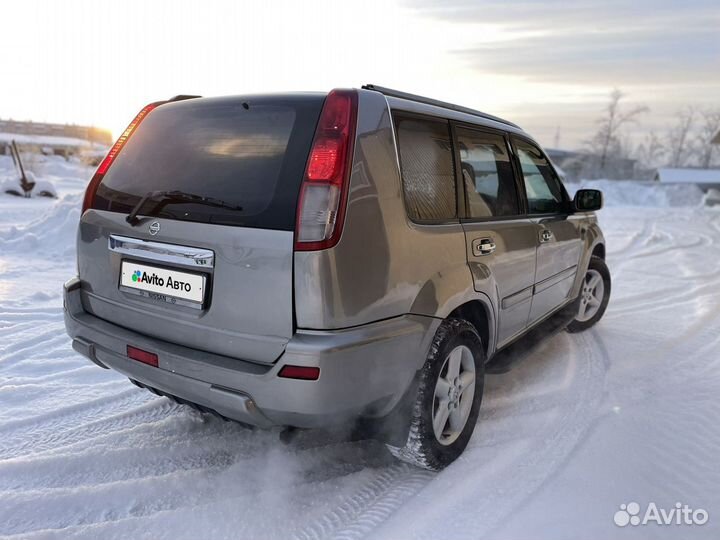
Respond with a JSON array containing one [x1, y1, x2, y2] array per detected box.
[[456, 128, 519, 219], [395, 117, 456, 222], [513, 139, 566, 214]]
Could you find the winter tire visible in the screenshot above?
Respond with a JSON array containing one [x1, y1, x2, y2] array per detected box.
[[566, 255, 611, 333], [387, 318, 485, 471]]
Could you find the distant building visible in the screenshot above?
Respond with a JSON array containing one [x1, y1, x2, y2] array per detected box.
[[654, 168, 720, 190], [0, 119, 112, 145], [0, 119, 112, 158]]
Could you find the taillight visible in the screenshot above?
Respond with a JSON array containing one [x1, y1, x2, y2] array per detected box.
[[294, 89, 358, 251], [81, 102, 162, 214]]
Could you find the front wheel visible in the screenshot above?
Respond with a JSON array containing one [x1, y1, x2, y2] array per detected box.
[[566, 255, 611, 333], [387, 318, 485, 471]]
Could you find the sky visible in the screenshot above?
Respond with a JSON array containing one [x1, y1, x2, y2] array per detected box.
[[2, 0, 718, 149]]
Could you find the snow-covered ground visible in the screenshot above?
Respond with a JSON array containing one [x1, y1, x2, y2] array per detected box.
[[1, 159, 719, 539]]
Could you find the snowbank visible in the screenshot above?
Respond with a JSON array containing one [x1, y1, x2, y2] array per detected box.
[[1, 154, 92, 196], [565, 179, 706, 208], [0, 155, 90, 242], [0, 192, 81, 257], [0, 155, 14, 177], [565, 180, 704, 208]]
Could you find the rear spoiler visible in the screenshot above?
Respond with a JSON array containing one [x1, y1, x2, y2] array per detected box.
[[167, 95, 201, 102]]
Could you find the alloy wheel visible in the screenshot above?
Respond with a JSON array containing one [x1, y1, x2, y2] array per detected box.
[[432, 345, 476, 445]]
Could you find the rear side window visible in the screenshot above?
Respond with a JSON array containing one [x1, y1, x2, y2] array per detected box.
[[395, 117, 456, 222], [513, 139, 566, 215], [456, 128, 519, 219], [93, 95, 324, 229]]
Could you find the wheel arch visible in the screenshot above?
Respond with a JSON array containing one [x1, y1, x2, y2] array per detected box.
[[447, 297, 495, 358], [571, 229, 607, 298], [409, 261, 498, 358], [591, 242, 606, 260]]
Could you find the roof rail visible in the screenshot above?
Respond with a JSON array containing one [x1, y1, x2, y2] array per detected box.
[[361, 84, 519, 129]]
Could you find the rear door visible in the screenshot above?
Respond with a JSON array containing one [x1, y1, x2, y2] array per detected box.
[[455, 125, 538, 346], [511, 137, 583, 323], [79, 95, 324, 364]]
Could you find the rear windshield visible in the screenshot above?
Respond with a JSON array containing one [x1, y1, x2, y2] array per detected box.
[[93, 95, 324, 229]]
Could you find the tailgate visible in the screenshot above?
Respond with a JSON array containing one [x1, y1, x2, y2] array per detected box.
[[78, 212, 293, 363], [77, 94, 325, 364]]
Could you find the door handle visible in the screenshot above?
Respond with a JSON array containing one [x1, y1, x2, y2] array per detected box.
[[540, 229, 553, 243], [472, 237, 496, 256]]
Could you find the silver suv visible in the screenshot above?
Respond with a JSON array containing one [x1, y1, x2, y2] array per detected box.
[[64, 85, 610, 470]]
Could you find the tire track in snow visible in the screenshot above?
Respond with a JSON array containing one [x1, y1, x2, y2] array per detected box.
[[0, 355, 94, 385], [0, 416, 276, 491], [0, 321, 49, 337], [473, 332, 610, 535], [605, 214, 651, 258], [0, 326, 66, 355], [0, 390, 164, 460], [0, 306, 63, 316], [0, 398, 177, 461], [0, 366, 118, 390], [0, 437, 395, 537], [283, 330, 609, 540], [0, 382, 133, 428], [0, 436, 233, 491], [0, 327, 69, 370], [0, 312, 64, 329], [608, 280, 720, 316], [367, 330, 609, 540], [293, 465, 433, 540]]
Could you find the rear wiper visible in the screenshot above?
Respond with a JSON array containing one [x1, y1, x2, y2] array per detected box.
[[126, 190, 243, 225]]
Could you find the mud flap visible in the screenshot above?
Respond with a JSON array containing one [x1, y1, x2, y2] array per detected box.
[[356, 371, 422, 447]]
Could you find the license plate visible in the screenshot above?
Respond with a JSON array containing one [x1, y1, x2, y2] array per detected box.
[[120, 261, 205, 304]]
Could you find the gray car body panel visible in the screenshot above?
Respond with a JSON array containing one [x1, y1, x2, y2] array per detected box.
[[77, 211, 294, 363], [65, 278, 439, 426], [65, 87, 606, 429], [294, 91, 494, 337]]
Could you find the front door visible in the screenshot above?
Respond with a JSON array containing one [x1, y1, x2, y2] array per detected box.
[[511, 137, 583, 324]]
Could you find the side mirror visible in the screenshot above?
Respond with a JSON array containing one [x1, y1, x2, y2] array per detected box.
[[574, 189, 603, 212]]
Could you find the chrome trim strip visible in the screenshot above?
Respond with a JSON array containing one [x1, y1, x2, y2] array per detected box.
[[108, 234, 214, 269]]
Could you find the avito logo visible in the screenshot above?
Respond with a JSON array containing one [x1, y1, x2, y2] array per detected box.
[[132, 270, 166, 287], [131, 269, 193, 293], [614, 501, 709, 527]]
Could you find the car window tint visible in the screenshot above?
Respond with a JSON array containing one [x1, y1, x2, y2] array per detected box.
[[395, 117, 456, 222], [456, 128, 519, 218], [93, 95, 324, 230], [514, 139, 565, 214]]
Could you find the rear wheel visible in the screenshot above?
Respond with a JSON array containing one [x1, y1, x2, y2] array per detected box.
[[566, 255, 611, 333], [387, 318, 485, 471]]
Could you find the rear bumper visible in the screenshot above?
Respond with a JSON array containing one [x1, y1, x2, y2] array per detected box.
[[63, 278, 438, 428]]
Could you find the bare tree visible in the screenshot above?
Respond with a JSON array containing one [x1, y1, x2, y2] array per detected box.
[[694, 108, 720, 168], [587, 89, 648, 175], [636, 131, 665, 171], [666, 107, 696, 167]]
